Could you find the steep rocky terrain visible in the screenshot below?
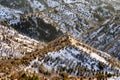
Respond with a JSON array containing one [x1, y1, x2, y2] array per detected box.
[[0, 0, 120, 79]]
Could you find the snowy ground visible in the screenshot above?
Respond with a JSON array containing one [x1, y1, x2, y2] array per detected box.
[[108, 76, 120, 80]]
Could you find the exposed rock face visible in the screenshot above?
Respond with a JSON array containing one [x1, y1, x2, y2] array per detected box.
[[0, 0, 120, 79]]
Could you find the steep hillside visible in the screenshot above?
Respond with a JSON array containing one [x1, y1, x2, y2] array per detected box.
[[0, 0, 120, 79]]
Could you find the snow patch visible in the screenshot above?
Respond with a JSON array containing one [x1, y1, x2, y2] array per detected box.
[[27, 0, 45, 11], [0, 5, 23, 20], [90, 52, 107, 63], [45, 0, 60, 7]]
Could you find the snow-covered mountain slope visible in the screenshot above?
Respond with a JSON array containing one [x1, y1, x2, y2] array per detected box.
[[24, 35, 120, 77], [0, 24, 46, 59], [1, 0, 119, 57], [28, 46, 116, 76], [23, 35, 119, 70], [0, 0, 120, 79], [16, 35, 119, 78]]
